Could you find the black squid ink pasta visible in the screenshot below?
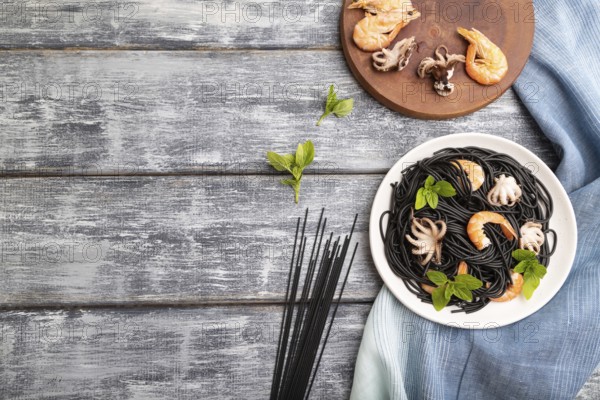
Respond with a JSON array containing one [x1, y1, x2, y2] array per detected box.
[[380, 147, 557, 313]]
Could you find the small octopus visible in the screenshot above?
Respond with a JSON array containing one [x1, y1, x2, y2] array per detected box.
[[405, 217, 447, 265], [372, 36, 417, 72], [417, 45, 465, 97], [487, 174, 522, 207], [519, 221, 545, 254]]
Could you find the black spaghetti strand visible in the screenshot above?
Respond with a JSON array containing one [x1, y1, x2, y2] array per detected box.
[[382, 147, 555, 313], [271, 209, 360, 400]]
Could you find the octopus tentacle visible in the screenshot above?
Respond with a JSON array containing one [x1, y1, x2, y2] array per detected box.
[[487, 174, 522, 207], [405, 217, 447, 266]]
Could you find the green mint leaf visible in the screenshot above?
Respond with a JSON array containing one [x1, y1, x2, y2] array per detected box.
[[291, 165, 303, 181], [520, 257, 546, 300], [453, 285, 473, 302], [454, 274, 483, 290], [283, 154, 295, 166], [297, 140, 314, 168], [533, 263, 547, 278], [269, 141, 316, 203], [423, 188, 431, 202], [332, 98, 354, 118], [316, 111, 331, 126], [426, 190, 439, 209], [317, 85, 341, 126], [304, 141, 315, 165], [415, 187, 427, 210], [512, 249, 537, 262], [523, 270, 540, 286], [444, 283, 454, 300], [281, 178, 301, 204], [416, 176, 452, 210], [426, 270, 448, 286], [326, 84, 337, 112], [425, 175, 435, 188], [267, 151, 293, 172], [433, 180, 457, 197], [452, 281, 467, 290], [522, 277, 539, 300], [295, 142, 306, 169], [432, 285, 450, 311], [513, 260, 528, 274], [511, 250, 547, 300]]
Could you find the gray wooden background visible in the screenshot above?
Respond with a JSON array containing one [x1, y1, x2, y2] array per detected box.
[[0, 0, 597, 399]]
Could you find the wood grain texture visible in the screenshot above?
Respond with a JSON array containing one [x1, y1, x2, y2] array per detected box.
[[0, 304, 369, 399], [0, 50, 556, 176], [0, 304, 596, 399], [576, 369, 600, 400], [0, 0, 342, 49], [0, 174, 381, 306], [1, 0, 594, 396]]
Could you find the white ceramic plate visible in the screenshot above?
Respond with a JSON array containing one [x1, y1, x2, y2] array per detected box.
[[369, 133, 577, 328]]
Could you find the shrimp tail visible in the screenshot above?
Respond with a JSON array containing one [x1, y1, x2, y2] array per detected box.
[[387, 20, 404, 43], [500, 223, 517, 240], [457, 27, 475, 43]]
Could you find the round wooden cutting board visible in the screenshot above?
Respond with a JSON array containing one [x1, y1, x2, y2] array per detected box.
[[341, 0, 534, 119]]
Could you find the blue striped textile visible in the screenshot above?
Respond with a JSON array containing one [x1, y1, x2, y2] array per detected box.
[[350, 0, 600, 398]]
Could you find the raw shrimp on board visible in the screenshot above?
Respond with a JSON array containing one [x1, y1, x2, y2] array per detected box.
[[457, 27, 508, 85], [349, 0, 420, 52], [348, 0, 414, 13], [352, 8, 420, 51]]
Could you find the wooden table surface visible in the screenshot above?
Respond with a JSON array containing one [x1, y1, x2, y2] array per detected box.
[[0, 1, 597, 398]]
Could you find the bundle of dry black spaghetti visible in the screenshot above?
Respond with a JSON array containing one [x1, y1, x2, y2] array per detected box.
[[270, 208, 358, 400]]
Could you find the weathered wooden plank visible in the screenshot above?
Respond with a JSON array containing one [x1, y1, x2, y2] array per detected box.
[[0, 0, 342, 49], [0, 50, 557, 175], [577, 369, 600, 400], [0, 174, 382, 306], [0, 304, 597, 399], [0, 304, 369, 399]]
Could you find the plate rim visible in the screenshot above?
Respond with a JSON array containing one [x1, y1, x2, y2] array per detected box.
[[368, 132, 577, 328]]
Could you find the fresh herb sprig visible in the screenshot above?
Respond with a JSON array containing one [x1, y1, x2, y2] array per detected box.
[[415, 175, 457, 210], [512, 249, 547, 299], [426, 270, 483, 311], [316, 85, 354, 126], [267, 140, 315, 204]]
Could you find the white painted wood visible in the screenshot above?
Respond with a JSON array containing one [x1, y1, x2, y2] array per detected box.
[[0, 0, 342, 49], [0, 50, 556, 176], [0, 174, 381, 306], [1, 0, 594, 397], [0, 304, 369, 399]]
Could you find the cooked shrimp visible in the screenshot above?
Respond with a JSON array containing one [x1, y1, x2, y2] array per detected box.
[[457, 260, 468, 275], [489, 270, 523, 302], [421, 282, 435, 294], [457, 27, 508, 85], [422, 261, 468, 294], [353, 8, 420, 52], [467, 211, 517, 250], [452, 159, 485, 191], [348, 0, 413, 13]]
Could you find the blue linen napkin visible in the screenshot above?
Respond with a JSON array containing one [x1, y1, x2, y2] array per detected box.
[[350, 0, 600, 398]]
